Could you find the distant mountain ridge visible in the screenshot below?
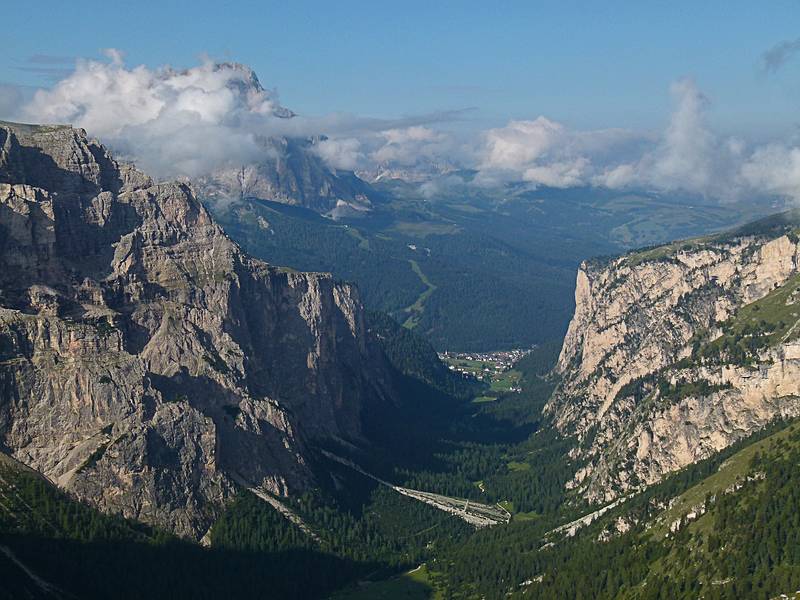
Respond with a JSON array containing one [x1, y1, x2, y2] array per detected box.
[[195, 135, 379, 218], [160, 64, 383, 216]]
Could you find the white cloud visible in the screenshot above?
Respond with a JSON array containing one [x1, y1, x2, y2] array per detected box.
[[470, 78, 800, 203], [315, 125, 469, 174], [593, 79, 746, 198], [476, 116, 644, 188], [16, 52, 800, 204], [313, 137, 363, 171], [371, 126, 450, 165], [21, 54, 292, 178], [19, 52, 471, 180], [650, 79, 717, 191], [741, 144, 800, 200]]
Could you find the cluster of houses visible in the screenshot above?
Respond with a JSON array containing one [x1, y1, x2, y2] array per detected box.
[[438, 348, 532, 389]]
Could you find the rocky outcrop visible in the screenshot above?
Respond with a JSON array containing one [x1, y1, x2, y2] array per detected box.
[[171, 65, 379, 217], [0, 121, 395, 538], [194, 138, 377, 217], [548, 217, 800, 502]]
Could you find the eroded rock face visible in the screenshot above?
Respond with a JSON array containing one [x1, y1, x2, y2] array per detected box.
[[0, 121, 394, 538], [194, 137, 376, 217], [548, 225, 800, 502]]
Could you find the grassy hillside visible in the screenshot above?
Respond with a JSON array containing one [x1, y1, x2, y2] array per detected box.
[[622, 206, 800, 268], [429, 419, 800, 599]]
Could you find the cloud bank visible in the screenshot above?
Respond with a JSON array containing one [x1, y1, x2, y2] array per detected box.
[[19, 51, 288, 176], [596, 79, 745, 197], [476, 78, 800, 203], [476, 117, 648, 188], [9, 51, 800, 203], [16, 51, 462, 179]]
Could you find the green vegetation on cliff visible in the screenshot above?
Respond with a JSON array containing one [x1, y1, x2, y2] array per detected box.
[[0, 455, 365, 600], [430, 419, 800, 599]]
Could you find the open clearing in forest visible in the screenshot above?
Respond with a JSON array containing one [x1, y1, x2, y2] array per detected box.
[[402, 260, 437, 329], [330, 564, 440, 600]]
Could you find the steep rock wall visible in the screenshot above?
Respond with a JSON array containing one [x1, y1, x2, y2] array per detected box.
[[0, 122, 394, 538], [549, 223, 800, 502]]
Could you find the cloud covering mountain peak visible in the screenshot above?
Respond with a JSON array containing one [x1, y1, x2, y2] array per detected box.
[[20, 53, 295, 177], [11, 51, 800, 204]]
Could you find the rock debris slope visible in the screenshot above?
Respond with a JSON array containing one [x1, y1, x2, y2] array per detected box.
[[548, 215, 800, 502], [0, 121, 395, 539]]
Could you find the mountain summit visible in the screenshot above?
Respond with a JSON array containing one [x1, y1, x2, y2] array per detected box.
[[184, 64, 379, 216]]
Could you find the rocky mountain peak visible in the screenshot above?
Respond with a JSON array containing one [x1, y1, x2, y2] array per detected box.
[[196, 135, 377, 217]]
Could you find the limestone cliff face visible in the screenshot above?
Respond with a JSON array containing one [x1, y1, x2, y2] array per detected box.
[[548, 219, 800, 502], [0, 121, 394, 538]]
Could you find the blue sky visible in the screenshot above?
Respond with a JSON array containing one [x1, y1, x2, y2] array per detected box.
[[3, 0, 799, 136]]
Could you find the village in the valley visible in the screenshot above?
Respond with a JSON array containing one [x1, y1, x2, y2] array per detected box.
[[438, 348, 533, 398]]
